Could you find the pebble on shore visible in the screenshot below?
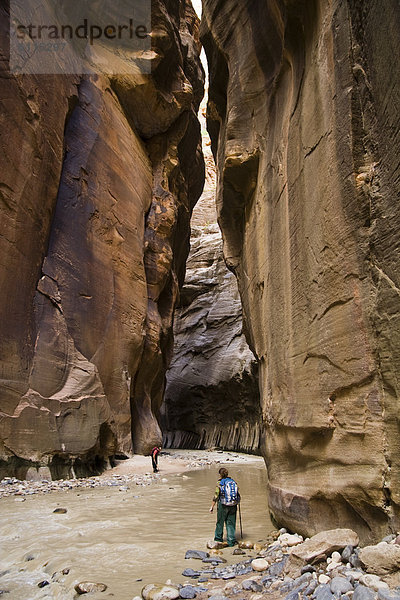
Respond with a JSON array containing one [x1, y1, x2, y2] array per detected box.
[[0, 452, 238, 499]]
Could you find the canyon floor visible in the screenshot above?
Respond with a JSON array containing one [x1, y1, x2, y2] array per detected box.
[[2, 451, 400, 600]]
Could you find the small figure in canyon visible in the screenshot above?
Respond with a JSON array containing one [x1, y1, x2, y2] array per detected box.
[[209, 467, 240, 546], [151, 446, 162, 473]]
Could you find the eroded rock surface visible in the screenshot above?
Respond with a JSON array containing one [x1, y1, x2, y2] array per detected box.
[[161, 103, 260, 453], [201, 0, 400, 542], [0, 0, 204, 478]]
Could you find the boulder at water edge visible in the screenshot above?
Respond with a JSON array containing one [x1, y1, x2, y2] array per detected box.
[[287, 529, 359, 574], [141, 584, 180, 600]]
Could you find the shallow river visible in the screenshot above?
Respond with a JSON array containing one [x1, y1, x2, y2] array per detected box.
[[0, 453, 273, 600]]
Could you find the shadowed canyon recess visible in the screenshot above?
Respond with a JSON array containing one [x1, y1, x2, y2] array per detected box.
[[1, 0, 400, 543]]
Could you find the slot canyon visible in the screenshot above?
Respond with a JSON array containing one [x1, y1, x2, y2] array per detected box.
[[1, 0, 400, 545]]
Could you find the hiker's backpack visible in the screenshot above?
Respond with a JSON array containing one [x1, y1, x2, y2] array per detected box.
[[219, 477, 240, 506]]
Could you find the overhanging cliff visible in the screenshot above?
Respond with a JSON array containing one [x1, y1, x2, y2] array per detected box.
[[201, 0, 400, 543]]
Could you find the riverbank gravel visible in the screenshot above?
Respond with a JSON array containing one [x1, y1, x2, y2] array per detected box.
[[0, 450, 250, 499], [141, 531, 400, 600]]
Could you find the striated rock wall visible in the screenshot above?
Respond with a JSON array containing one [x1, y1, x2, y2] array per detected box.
[[0, 0, 204, 478], [161, 147, 260, 453], [201, 0, 400, 542]]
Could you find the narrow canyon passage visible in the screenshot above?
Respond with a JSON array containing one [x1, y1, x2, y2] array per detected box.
[[0, 453, 272, 600], [161, 28, 261, 453], [0, 0, 400, 556]]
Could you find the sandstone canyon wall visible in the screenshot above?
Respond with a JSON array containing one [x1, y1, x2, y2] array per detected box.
[[162, 134, 260, 452], [0, 0, 204, 478], [201, 0, 400, 543]]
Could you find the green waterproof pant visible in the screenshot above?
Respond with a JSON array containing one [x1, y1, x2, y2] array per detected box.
[[214, 503, 237, 546]]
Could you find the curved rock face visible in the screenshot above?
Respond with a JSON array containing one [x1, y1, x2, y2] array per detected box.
[[0, 0, 204, 478], [162, 154, 260, 453], [201, 0, 400, 542]]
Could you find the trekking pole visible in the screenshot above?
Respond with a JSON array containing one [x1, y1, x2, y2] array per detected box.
[[238, 502, 243, 539]]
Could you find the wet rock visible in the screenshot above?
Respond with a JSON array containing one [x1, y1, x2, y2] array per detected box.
[[251, 558, 269, 572], [221, 573, 236, 580], [75, 581, 107, 594], [207, 541, 228, 550], [239, 541, 254, 550], [38, 581, 49, 588], [182, 569, 201, 579], [330, 577, 353, 595], [353, 585, 377, 600], [202, 557, 226, 564], [185, 551, 209, 561], [179, 586, 197, 599], [141, 584, 180, 600], [53, 508, 67, 514]]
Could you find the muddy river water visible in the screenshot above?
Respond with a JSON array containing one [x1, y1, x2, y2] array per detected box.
[[0, 453, 273, 600]]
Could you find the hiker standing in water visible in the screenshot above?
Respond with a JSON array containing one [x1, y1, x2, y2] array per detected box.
[[209, 467, 240, 546], [151, 446, 161, 473]]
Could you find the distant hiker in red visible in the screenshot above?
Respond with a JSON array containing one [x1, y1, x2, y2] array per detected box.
[[151, 446, 161, 473]]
